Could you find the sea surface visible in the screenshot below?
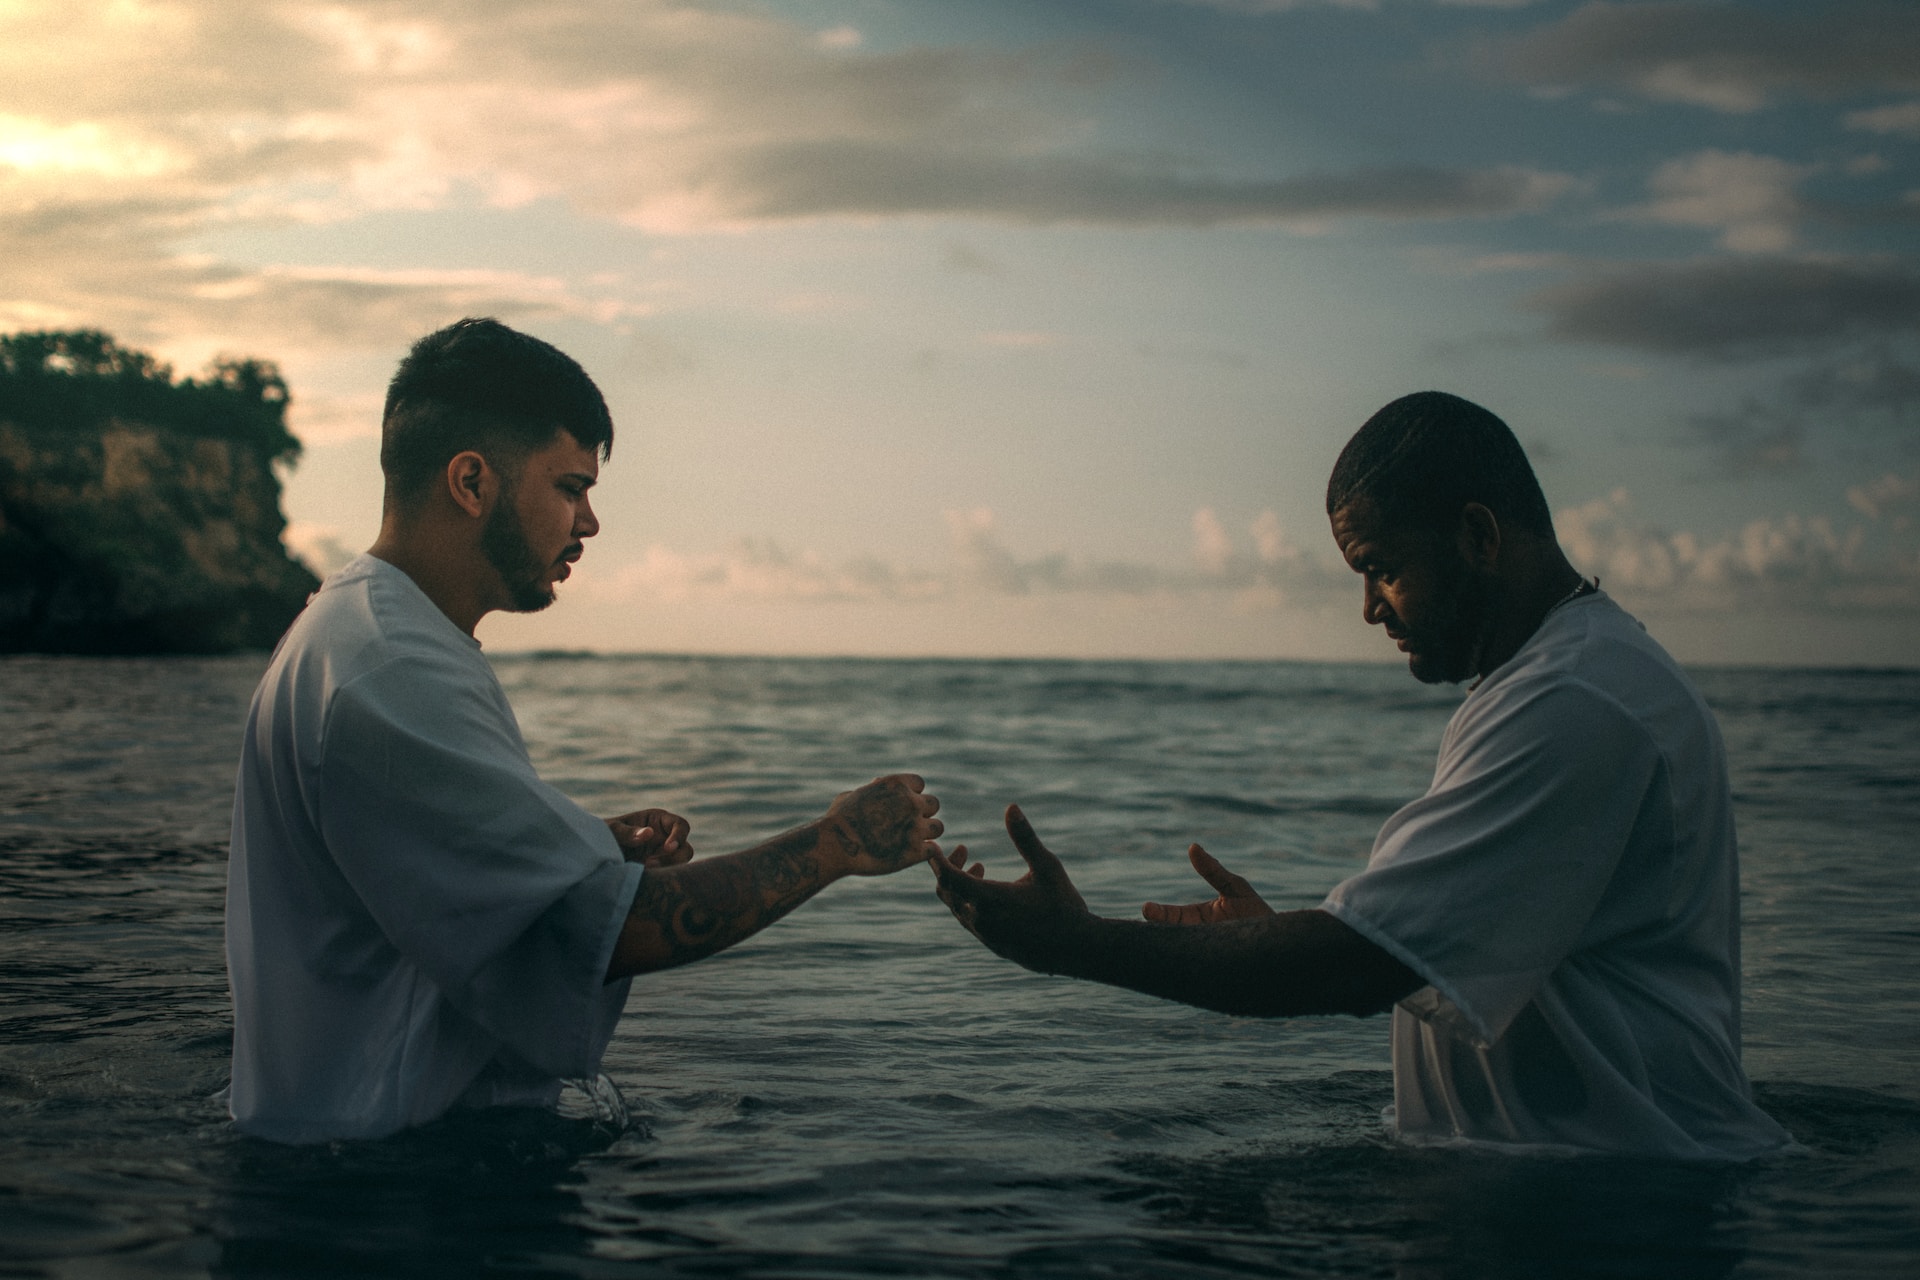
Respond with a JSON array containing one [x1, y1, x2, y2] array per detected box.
[[1, 652, 1917, 1278]]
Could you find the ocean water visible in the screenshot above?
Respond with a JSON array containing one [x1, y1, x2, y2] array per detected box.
[[1, 652, 1917, 1278]]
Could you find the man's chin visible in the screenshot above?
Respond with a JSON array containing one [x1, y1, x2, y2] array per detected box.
[[1405, 654, 1446, 685], [1405, 647, 1470, 686], [505, 585, 558, 614]]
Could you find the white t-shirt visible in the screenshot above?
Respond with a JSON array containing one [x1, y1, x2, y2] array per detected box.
[[1323, 591, 1790, 1160], [226, 555, 641, 1144]]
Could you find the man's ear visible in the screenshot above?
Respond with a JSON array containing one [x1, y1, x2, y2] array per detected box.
[[1457, 502, 1501, 572], [444, 451, 493, 519]]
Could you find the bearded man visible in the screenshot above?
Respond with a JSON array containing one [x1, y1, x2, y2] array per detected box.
[[933, 391, 1788, 1160], [227, 318, 943, 1143]]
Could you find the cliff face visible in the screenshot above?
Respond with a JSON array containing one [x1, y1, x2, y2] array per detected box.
[[0, 331, 320, 654]]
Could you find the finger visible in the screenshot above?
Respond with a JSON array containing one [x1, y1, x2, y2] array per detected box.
[[931, 850, 989, 895], [1004, 805, 1071, 889], [926, 818, 945, 840], [1188, 844, 1252, 897], [667, 818, 690, 852], [633, 825, 656, 847], [929, 852, 969, 899], [921, 793, 941, 817], [891, 774, 925, 793]]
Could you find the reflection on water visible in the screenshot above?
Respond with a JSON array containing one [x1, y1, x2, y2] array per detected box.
[[1, 654, 1917, 1277]]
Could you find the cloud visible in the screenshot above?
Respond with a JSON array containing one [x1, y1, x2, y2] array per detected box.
[[1684, 348, 1920, 472], [1527, 254, 1920, 470], [582, 493, 1920, 620], [591, 538, 943, 605], [592, 507, 1345, 609], [0, 197, 630, 356], [1559, 488, 1920, 614], [1847, 100, 1920, 138], [1683, 400, 1806, 476], [1611, 150, 1810, 253], [1778, 350, 1920, 426], [946, 508, 1181, 595], [1847, 471, 1919, 525], [707, 146, 1572, 227], [1525, 257, 1920, 359], [0, 0, 1581, 360], [943, 505, 1335, 603], [1153, 1, 1382, 13], [1193, 508, 1234, 575], [1487, 1, 1920, 112]]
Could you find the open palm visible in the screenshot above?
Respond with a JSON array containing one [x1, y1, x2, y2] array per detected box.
[[1141, 845, 1273, 925]]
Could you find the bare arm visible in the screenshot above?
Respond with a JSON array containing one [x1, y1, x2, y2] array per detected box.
[[997, 908, 1418, 1018], [931, 806, 1421, 1018], [607, 774, 941, 979]]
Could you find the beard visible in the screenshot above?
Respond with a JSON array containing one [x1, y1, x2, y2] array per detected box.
[[481, 491, 557, 614], [1403, 556, 1497, 686]]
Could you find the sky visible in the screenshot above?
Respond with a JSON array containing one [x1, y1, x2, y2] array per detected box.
[[3, 0, 1917, 664]]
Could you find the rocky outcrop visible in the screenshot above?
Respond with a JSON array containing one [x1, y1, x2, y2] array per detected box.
[[0, 331, 319, 654]]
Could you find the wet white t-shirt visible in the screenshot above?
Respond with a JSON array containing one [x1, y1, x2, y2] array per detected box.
[[1323, 591, 1789, 1159], [226, 555, 641, 1143]]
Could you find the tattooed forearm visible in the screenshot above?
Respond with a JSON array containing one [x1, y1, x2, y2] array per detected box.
[[607, 822, 838, 978]]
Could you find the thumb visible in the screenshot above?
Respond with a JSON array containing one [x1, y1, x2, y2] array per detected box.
[[1187, 843, 1247, 896], [1005, 804, 1072, 889]]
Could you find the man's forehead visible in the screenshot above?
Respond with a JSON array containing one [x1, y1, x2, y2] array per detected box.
[[1330, 500, 1386, 551], [531, 429, 602, 476], [1331, 500, 1427, 564]]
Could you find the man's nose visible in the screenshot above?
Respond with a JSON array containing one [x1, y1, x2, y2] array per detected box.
[[577, 498, 600, 539], [1362, 581, 1389, 626]]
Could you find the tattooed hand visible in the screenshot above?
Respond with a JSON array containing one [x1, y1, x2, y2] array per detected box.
[[821, 774, 944, 876], [606, 808, 693, 868]]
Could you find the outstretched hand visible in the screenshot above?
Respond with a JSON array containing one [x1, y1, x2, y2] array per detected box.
[[608, 808, 694, 867], [1141, 844, 1273, 925], [824, 774, 944, 875], [929, 804, 1090, 974]]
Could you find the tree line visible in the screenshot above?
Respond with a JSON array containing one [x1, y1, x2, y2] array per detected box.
[[0, 329, 300, 463]]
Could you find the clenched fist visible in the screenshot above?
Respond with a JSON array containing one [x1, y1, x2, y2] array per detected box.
[[822, 774, 943, 875]]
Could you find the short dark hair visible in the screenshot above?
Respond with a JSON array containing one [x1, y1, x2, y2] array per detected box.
[[1325, 391, 1553, 538], [380, 317, 613, 499]]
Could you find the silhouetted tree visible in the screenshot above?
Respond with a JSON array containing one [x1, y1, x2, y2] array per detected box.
[[0, 329, 300, 462]]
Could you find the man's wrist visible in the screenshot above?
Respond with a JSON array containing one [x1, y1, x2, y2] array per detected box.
[[1022, 906, 1101, 977], [811, 816, 858, 879]]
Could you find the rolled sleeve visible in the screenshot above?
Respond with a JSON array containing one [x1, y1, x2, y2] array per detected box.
[[317, 657, 635, 1071], [1323, 680, 1660, 1047]]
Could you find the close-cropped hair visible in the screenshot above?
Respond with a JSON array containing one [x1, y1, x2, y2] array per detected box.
[[1325, 391, 1554, 538], [380, 317, 613, 500]]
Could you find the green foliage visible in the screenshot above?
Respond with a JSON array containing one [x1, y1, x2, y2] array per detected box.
[[0, 329, 300, 462]]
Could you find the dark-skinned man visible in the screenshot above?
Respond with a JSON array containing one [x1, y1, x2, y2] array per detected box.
[[933, 391, 1787, 1160], [227, 319, 943, 1143]]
